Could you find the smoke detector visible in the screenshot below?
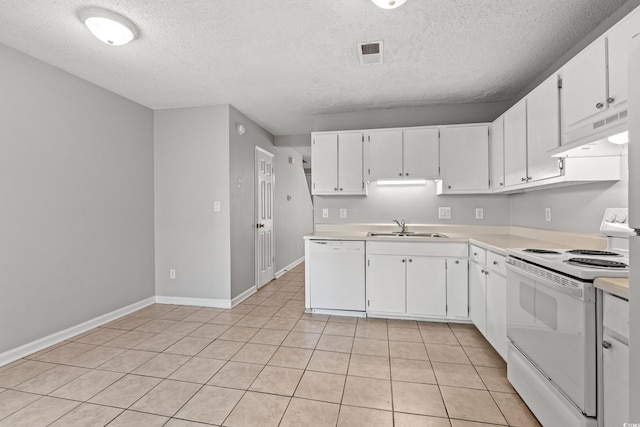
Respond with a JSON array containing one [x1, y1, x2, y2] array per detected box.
[[358, 41, 384, 65]]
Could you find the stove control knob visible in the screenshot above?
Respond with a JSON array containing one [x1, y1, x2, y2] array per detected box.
[[605, 214, 616, 223], [614, 214, 627, 224]]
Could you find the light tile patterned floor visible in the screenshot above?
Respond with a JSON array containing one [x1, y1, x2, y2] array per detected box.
[[0, 264, 541, 426]]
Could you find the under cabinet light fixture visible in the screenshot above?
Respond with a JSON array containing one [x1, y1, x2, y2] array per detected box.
[[608, 131, 629, 145], [377, 179, 427, 186], [79, 8, 139, 46], [371, 0, 408, 9]]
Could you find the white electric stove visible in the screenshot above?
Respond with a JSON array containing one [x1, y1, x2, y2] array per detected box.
[[505, 208, 632, 427]]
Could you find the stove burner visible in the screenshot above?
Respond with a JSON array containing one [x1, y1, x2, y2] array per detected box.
[[523, 249, 562, 254], [567, 249, 622, 257], [565, 258, 628, 269]]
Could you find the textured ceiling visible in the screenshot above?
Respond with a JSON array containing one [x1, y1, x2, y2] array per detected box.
[[0, 0, 628, 135]]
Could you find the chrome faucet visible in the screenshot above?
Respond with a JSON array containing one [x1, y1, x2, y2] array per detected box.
[[394, 219, 406, 233]]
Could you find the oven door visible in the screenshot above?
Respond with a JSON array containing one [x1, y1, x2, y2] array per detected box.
[[506, 262, 596, 416]]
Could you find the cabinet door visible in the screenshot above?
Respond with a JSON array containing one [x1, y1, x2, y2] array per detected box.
[[526, 75, 561, 182], [486, 272, 507, 360], [338, 132, 364, 193], [561, 38, 608, 131], [311, 133, 338, 194], [366, 130, 403, 180], [406, 257, 446, 317], [366, 255, 406, 314], [490, 116, 505, 189], [440, 125, 490, 191], [469, 262, 487, 336], [403, 128, 440, 179], [607, 8, 640, 108], [602, 333, 629, 427], [503, 99, 528, 187], [447, 258, 469, 319]]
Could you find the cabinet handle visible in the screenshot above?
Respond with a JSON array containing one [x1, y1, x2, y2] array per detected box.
[[455, 260, 459, 264], [405, 173, 409, 176], [481, 269, 486, 274], [399, 173, 403, 176], [448, 185, 452, 189], [493, 261, 498, 265], [607, 97, 615, 104], [334, 187, 338, 191], [596, 102, 604, 109], [473, 252, 478, 256], [521, 177, 526, 182], [527, 176, 532, 181], [485, 270, 489, 275], [602, 340, 612, 349], [408, 259, 413, 262], [402, 259, 406, 263], [339, 188, 343, 191], [500, 182, 504, 186]]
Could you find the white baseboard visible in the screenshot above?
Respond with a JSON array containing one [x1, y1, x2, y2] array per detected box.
[[231, 286, 257, 308], [155, 296, 232, 309], [275, 256, 305, 278], [0, 296, 156, 368]]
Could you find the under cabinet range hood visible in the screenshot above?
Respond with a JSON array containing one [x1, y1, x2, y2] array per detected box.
[[549, 123, 628, 158]]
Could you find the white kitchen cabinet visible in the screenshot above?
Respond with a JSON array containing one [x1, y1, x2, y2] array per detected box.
[[490, 115, 505, 190], [406, 257, 447, 317], [447, 258, 469, 319], [607, 7, 640, 110], [602, 292, 630, 427], [438, 125, 490, 193], [561, 38, 608, 132], [403, 128, 440, 178], [503, 99, 528, 187], [469, 255, 487, 334], [366, 127, 439, 181], [311, 131, 364, 195], [366, 242, 468, 320], [485, 252, 507, 360], [366, 130, 403, 180], [526, 75, 561, 182], [366, 254, 406, 314]]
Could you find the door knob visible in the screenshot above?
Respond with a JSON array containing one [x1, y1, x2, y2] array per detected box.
[[602, 340, 611, 349]]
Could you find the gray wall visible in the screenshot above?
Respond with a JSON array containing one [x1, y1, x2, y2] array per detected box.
[[228, 106, 275, 299], [313, 102, 510, 132], [274, 147, 314, 269], [315, 182, 510, 226], [154, 106, 232, 300], [510, 155, 628, 234], [0, 44, 155, 353]]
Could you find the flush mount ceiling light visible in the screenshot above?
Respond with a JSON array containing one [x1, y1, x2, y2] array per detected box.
[[78, 8, 139, 46], [370, 0, 408, 9]]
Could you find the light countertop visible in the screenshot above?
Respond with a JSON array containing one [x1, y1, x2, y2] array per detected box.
[[594, 277, 629, 300]]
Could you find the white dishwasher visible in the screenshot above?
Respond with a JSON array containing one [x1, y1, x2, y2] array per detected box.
[[308, 240, 365, 312]]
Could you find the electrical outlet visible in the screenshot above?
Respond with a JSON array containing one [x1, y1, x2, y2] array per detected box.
[[170, 269, 176, 279], [322, 208, 329, 218], [213, 201, 221, 212], [340, 208, 348, 219], [545, 207, 552, 222], [438, 207, 452, 220], [475, 208, 484, 219]]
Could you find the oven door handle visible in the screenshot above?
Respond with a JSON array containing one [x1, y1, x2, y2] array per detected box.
[[506, 263, 584, 299]]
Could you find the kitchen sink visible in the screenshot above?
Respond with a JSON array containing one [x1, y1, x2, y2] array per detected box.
[[367, 232, 449, 238]]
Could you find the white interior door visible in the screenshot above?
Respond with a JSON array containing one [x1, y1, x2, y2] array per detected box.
[[255, 147, 275, 288]]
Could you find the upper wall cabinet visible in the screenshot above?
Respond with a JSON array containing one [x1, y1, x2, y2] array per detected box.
[[365, 127, 439, 181], [437, 124, 490, 194], [490, 115, 505, 190], [503, 99, 528, 187], [559, 6, 640, 144], [311, 131, 365, 195]]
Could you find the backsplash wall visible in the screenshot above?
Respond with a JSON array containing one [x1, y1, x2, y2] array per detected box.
[[314, 181, 510, 226]]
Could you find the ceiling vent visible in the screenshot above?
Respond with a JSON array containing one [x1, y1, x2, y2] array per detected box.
[[358, 41, 384, 65]]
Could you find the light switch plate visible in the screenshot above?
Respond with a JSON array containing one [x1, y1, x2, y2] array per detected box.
[[476, 208, 484, 219], [214, 201, 221, 212], [340, 208, 347, 219], [545, 207, 552, 222], [439, 207, 451, 220], [322, 208, 329, 218]]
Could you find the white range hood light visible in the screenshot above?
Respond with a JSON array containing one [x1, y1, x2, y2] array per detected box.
[[377, 179, 427, 186], [370, 0, 408, 9], [608, 131, 629, 145]]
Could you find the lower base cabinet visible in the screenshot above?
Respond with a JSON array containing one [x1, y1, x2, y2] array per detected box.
[[602, 292, 629, 427], [366, 242, 468, 320]]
